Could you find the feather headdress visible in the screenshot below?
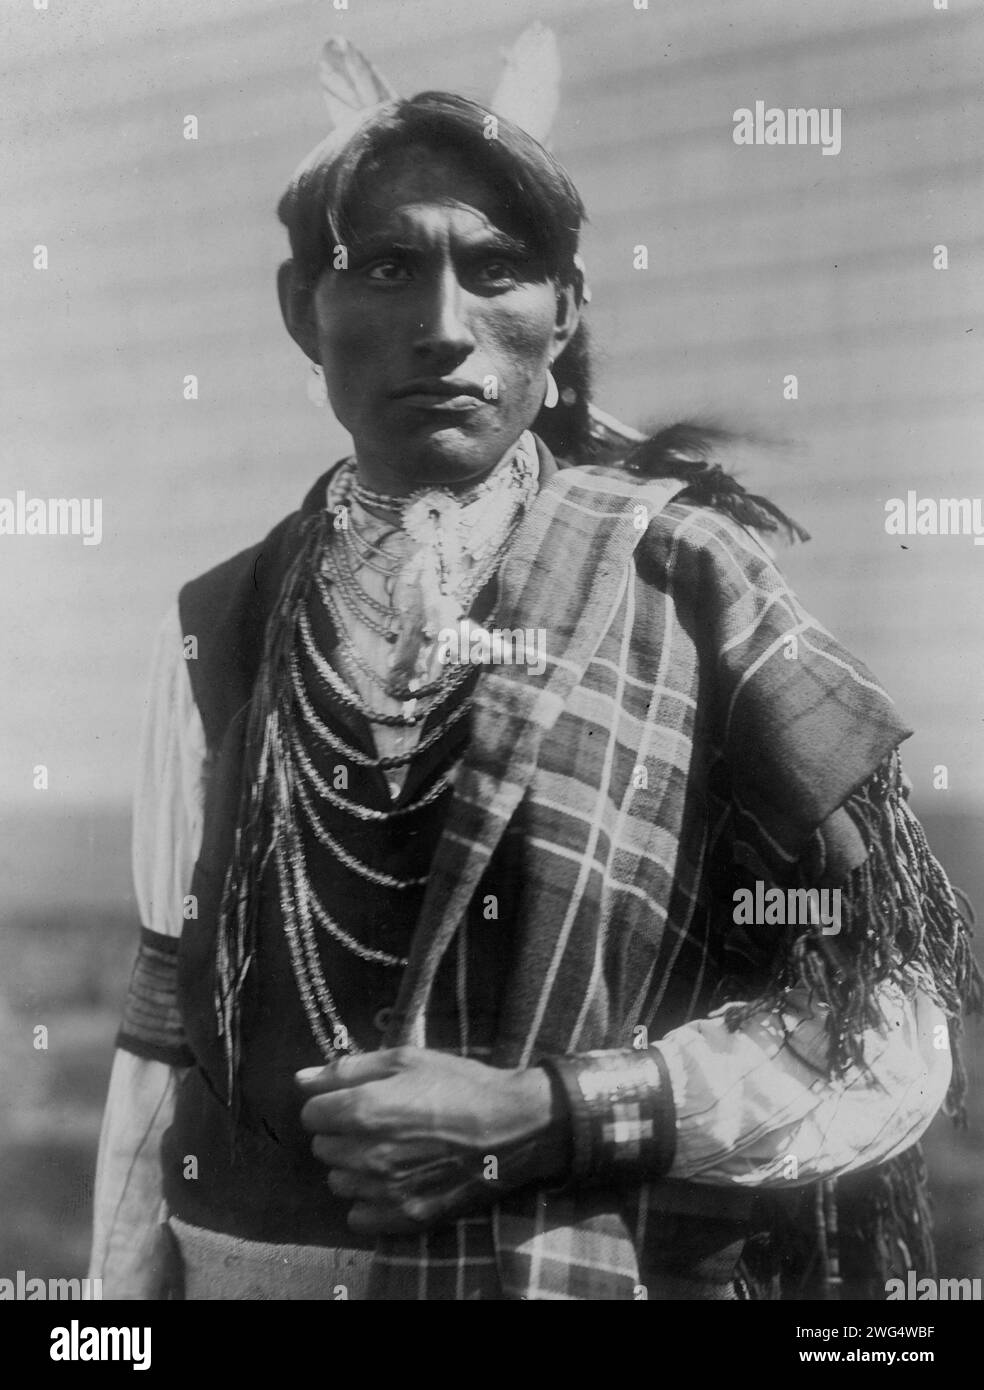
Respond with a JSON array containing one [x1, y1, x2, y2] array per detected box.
[[288, 24, 562, 192]]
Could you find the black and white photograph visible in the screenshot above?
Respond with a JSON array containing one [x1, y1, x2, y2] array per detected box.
[[2, 0, 982, 1342]]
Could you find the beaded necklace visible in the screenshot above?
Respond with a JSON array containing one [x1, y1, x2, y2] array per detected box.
[[324, 435, 537, 703], [215, 437, 540, 1086], [268, 434, 539, 1058]]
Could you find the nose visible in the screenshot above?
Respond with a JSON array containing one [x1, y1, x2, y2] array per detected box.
[[411, 266, 476, 363]]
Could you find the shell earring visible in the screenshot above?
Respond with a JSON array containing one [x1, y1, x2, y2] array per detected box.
[[308, 362, 328, 407], [543, 369, 559, 409]]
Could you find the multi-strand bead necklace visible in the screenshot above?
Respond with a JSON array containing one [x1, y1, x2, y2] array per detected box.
[[276, 433, 539, 1056]]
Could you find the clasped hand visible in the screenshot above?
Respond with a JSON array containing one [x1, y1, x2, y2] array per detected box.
[[296, 1047, 569, 1235]]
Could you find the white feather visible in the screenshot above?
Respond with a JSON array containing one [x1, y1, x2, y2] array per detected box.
[[317, 37, 398, 131], [490, 23, 560, 146]]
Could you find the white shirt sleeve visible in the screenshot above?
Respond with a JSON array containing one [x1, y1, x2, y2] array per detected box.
[[658, 979, 951, 1187], [88, 604, 207, 1296], [88, 1051, 181, 1297], [132, 604, 208, 938]]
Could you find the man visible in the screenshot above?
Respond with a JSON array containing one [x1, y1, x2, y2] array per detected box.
[[90, 79, 978, 1301]]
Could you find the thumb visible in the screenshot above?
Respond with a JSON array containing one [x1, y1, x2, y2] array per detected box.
[[294, 1048, 410, 1095]]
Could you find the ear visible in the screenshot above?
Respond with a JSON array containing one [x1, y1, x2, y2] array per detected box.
[[277, 260, 322, 364], [549, 280, 581, 365]]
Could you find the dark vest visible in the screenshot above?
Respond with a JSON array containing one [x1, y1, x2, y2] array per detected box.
[[163, 465, 521, 1244]]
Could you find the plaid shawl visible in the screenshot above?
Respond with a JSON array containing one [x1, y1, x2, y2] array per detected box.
[[176, 440, 975, 1298], [363, 458, 935, 1300]]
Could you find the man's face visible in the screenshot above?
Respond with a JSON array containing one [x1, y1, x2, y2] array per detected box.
[[304, 143, 577, 491]]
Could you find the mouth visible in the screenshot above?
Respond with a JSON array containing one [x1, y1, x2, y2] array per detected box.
[[389, 378, 487, 412]]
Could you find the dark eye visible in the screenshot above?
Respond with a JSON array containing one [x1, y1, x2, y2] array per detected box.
[[365, 258, 412, 282], [477, 259, 520, 285]]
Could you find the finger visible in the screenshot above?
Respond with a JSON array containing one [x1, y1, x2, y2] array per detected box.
[[325, 1168, 389, 1202], [309, 1135, 448, 1173], [346, 1186, 471, 1238], [295, 1050, 409, 1095], [300, 1087, 374, 1136], [327, 1162, 477, 1212], [347, 1201, 423, 1237], [317, 1149, 465, 1198]]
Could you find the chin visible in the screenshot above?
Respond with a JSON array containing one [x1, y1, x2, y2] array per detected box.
[[405, 426, 513, 484]]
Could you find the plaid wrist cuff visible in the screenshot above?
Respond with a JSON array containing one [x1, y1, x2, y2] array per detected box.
[[539, 1048, 676, 1185]]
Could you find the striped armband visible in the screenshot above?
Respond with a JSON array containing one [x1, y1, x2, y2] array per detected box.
[[116, 926, 194, 1068], [539, 1048, 677, 1185]]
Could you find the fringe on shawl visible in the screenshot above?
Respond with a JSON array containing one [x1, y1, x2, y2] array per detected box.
[[739, 1144, 938, 1300], [621, 423, 811, 545], [213, 508, 333, 1114], [722, 749, 984, 1122]]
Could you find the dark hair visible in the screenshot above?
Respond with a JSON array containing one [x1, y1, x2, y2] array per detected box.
[[278, 90, 597, 458], [278, 90, 586, 292]]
